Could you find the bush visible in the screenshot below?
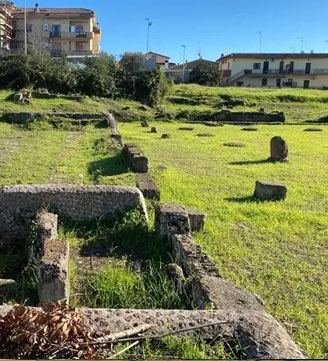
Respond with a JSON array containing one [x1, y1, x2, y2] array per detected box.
[[0, 49, 170, 105], [189, 61, 222, 86]]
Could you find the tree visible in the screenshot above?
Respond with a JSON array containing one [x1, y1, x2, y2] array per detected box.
[[79, 52, 117, 97], [189, 61, 222, 86], [119, 52, 146, 73]]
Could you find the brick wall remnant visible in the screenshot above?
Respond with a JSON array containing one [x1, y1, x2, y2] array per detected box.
[[123, 144, 149, 173]]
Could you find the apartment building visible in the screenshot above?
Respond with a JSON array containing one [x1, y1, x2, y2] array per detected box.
[[0, 1, 16, 53], [0, 1, 101, 59], [217, 53, 328, 89]]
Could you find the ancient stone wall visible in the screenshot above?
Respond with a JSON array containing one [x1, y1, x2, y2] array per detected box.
[[0, 185, 147, 245]]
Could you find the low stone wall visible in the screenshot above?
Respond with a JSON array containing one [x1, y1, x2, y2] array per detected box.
[[189, 110, 285, 124], [1, 112, 106, 124], [123, 143, 149, 173], [0, 306, 305, 359], [154, 202, 304, 359], [0, 185, 147, 245]]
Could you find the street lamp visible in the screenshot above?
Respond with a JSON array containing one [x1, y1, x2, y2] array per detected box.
[[24, 0, 27, 54], [145, 18, 152, 53], [182, 45, 186, 82]]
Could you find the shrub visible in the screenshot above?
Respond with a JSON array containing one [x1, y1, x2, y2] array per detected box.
[[189, 61, 222, 86]]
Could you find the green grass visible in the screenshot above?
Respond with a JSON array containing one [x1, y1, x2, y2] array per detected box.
[[0, 123, 135, 186], [119, 121, 328, 358], [60, 210, 193, 310], [114, 336, 242, 360], [165, 84, 328, 123]]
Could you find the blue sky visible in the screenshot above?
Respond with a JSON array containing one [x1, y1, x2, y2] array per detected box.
[[23, 0, 328, 63]]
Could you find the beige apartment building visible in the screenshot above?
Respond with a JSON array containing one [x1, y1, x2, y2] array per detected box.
[[0, 2, 101, 59], [217, 53, 328, 89], [0, 1, 16, 52]]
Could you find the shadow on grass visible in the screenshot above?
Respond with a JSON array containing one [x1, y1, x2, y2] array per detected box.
[[88, 151, 130, 182], [60, 210, 171, 264], [225, 196, 257, 203], [229, 159, 268, 166], [305, 116, 328, 124]]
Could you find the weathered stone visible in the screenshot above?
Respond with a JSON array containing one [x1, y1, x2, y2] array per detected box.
[[0, 185, 148, 244], [161, 133, 171, 139], [223, 142, 245, 147], [268, 136, 288, 162], [155, 203, 190, 238], [32, 211, 58, 259], [253, 181, 287, 201], [123, 144, 149, 173], [197, 133, 215, 137], [179, 127, 194, 131], [183, 207, 206, 232], [38, 238, 70, 303], [163, 263, 185, 290], [141, 120, 149, 127], [0, 306, 305, 359], [138, 105, 151, 111], [155, 204, 206, 236], [150, 127, 157, 133], [136, 173, 160, 200]]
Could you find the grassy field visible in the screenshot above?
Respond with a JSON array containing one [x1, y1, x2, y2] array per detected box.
[[1, 84, 328, 357], [165, 84, 328, 123], [0, 122, 135, 186], [119, 120, 328, 358]]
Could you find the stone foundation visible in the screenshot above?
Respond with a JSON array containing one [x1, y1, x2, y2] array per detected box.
[[136, 173, 160, 200], [253, 181, 287, 201], [0, 185, 148, 245]]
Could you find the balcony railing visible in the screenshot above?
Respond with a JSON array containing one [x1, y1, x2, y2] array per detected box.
[[246, 69, 328, 76], [49, 31, 92, 39], [49, 49, 93, 58]]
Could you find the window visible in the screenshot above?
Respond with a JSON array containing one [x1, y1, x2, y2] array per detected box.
[[26, 24, 32, 32], [75, 25, 84, 34], [253, 63, 261, 70], [276, 79, 281, 87], [262, 78, 268, 86], [304, 80, 310, 89], [44, 23, 49, 31]]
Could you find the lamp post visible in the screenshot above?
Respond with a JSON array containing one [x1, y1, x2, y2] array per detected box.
[[257, 31, 262, 53], [24, 0, 27, 55], [145, 18, 152, 53], [182, 45, 186, 82]]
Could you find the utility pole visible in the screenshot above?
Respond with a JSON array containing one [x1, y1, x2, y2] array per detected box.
[[182, 45, 186, 82], [24, 0, 27, 55], [257, 31, 262, 52], [145, 18, 152, 53], [297, 36, 304, 52]]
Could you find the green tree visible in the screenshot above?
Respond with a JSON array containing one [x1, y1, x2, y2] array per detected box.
[[119, 52, 146, 73], [189, 61, 222, 86]]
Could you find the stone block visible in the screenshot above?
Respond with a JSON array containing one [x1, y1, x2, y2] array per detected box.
[[136, 173, 160, 200], [155, 203, 190, 237], [0, 279, 15, 286], [38, 239, 70, 303], [33, 211, 58, 258], [123, 144, 149, 173], [253, 181, 287, 201], [184, 207, 206, 232], [268, 136, 288, 162]]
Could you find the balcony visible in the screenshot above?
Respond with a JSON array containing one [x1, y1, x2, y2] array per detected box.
[[245, 69, 328, 76], [49, 49, 93, 58], [49, 31, 92, 39]]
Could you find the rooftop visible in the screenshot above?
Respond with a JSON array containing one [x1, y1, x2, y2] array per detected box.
[[12, 7, 95, 19], [217, 53, 328, 61], [170, 58, 217, 70]]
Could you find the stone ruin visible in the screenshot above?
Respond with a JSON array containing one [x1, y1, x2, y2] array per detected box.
[[268, 136, 288, 162], [0, 114, 305, 359]]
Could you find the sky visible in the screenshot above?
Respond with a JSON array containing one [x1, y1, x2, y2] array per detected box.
[[21, 0, 328, 64]]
